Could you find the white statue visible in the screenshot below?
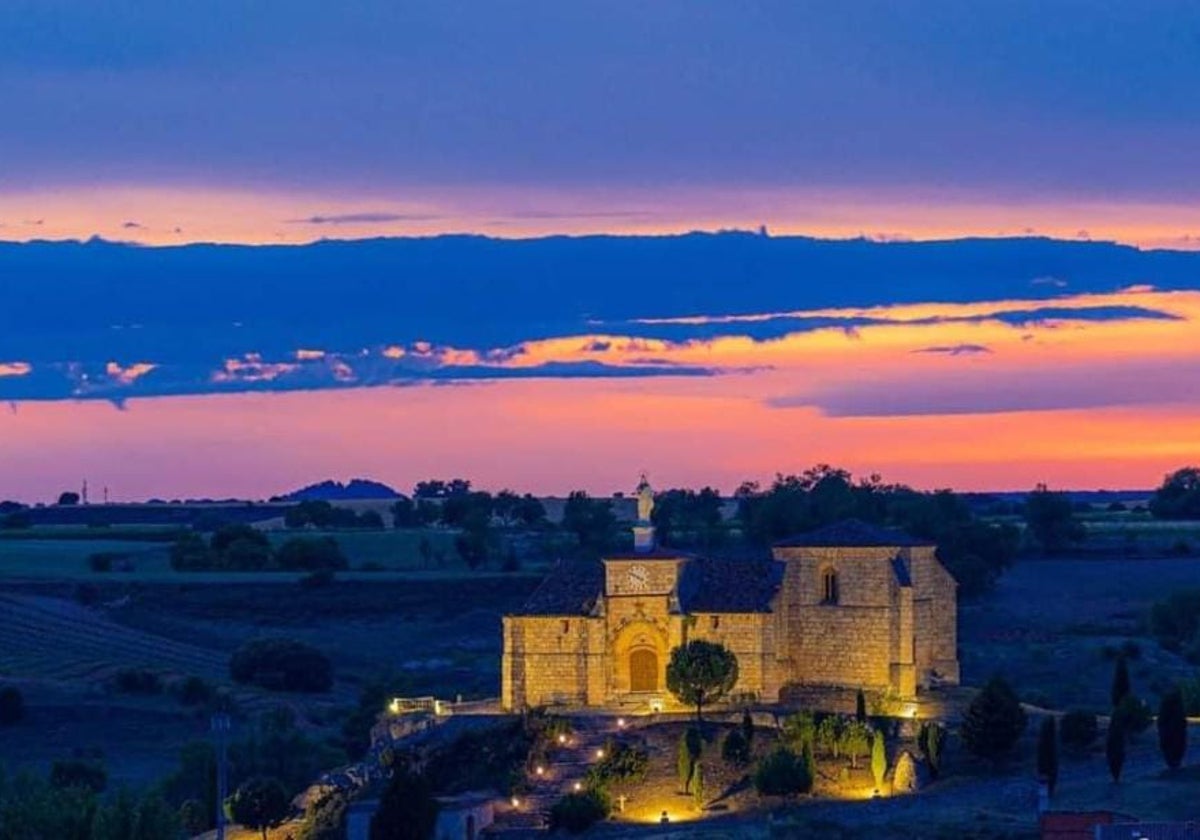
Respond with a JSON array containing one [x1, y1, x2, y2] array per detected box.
[[636, 473, 654, 522]]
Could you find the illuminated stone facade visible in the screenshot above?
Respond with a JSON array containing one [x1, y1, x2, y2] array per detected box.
[[501, 518, 959, 711]]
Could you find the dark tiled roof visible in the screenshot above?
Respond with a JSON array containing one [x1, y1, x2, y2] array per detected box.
[[774, 518, 931, 548], [514, 559, 604, 616], [681, 556, 784, 613], [601, 548, 692, 560], [891, 555, 912, 587]]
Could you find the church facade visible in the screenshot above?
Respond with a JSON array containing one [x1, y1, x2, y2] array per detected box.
[[500, 484, 959, 711]]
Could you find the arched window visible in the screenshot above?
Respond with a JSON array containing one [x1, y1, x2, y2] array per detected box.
[[821, 568, 839, 605]]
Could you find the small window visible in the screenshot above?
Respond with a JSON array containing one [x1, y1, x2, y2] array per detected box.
[[710, 615, 720, 630], [821, 569, 839, 605], [561, 620, 570, 634]]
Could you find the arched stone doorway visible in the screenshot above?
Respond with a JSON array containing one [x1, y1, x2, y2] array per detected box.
[[629, 647, 658, 692]]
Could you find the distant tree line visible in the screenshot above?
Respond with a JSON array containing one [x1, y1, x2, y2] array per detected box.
[[170, 524, 346, 573]]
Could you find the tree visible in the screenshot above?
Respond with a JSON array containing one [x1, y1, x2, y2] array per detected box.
[[753, 748, 811, 796], [870, 729, 887, 792], [561, 491, 618, 554], [918, 722, 944, 779], [1111, 655, 1132, 708], [721, 728, 750, 766], [1106, 717, 1126, 782], [170, 532, 213, 570], [1157, 686, 1188, 770], [229, 776, 290, 840], [840, 720, 872, 769], [1025, 485, 1085, 553], [0, 685, 24, 725], [57, 491, 80, 506], [1150, 467, 1200, 520], [690, 760, 705, 810], [370, 767, 439, 840], [961, 676, 1027, 759], [230, 638, 333, 693], [1037, 717, 1059, 796], [666, 640, 739, 720], [275, 536, 347, 571], [855, 688, 867, 722]]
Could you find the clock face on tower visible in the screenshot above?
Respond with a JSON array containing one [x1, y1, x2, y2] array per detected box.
[[626, 564, 649, 592]]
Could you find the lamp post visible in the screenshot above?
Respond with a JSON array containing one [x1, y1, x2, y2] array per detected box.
[[211, 713, 231, 840]]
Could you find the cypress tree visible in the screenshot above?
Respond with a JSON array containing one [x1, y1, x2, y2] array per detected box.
[[677, 733, 694, 793], [1111, 655, 1132, 709], [856, 688, 868, 723], [1106, 717, 1126, 783], [1036, 717, 1059, 795], [741, 709, 755, 749], [690, 761, 704, 810], [1157, 686, 1188, 770], [961, 676, 1027, 759], [918, 722, 944, 779], [870, 729, 887, 792]]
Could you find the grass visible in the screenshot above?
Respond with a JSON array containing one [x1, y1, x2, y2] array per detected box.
[[265, 527, 464, 569]]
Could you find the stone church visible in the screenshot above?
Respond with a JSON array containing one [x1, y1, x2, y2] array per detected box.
[[500, 480, 959, 711]]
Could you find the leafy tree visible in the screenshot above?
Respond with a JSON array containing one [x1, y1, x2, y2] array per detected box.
[[390, 496, 417, 527], [961, 676, 1027, 759], [561, 491, 618, 554], [275, 536, 347, 571], [1106, 717, 1126, 782], [1111, 655, 1132, 708], [229, 708, 346, 797], [840, 720, 872, 769], [1157, 687, 1187, 770], [870, 729, 887, 792], [1059, 710, 1098, 751], [229, 776, 290, 840], [666, 640, 739, 720], [1150, 467, 1200, 520], [753, 747, 812, 796], [1037, 717, 1059, 796], [1025, 485, 1085, 553], [917, 722, 944, 778], [230, 638, 333, 693], [57, 491, 80, 506], [0, 685, 24, 725], [816, 715, 844, 758], [782, 711, 816, 753], [369, 767, 439, 840], [652, 487, 726, 548]]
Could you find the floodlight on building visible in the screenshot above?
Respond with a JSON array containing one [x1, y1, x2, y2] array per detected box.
[[388, 698, 400, 715], [510, 797, 520, 808]]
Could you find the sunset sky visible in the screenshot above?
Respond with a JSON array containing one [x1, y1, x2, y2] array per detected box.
[[1, 2, 1198, 501]]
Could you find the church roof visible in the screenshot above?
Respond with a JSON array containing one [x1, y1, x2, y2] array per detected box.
[[681, 556, 785, 613], [514, 558, 605, 616], [774, 518, 930, 548]]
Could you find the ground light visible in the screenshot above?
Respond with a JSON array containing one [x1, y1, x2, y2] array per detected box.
[[596, 748, 605, 759], [535, 765, 544, 776], [573, 782, 582, 792]]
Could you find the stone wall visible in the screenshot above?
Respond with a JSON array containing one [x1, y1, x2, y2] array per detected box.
[[502, 615, 603, 708], [687, 611, 778, 701], [911, 547, 960, 684]]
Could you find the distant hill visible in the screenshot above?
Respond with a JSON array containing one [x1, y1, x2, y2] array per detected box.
[[277, 479, 402, 501]]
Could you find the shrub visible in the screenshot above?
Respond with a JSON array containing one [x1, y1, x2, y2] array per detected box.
[[584, 740, 649, 790], [753, 747, 812, 796], [229, 776, 290, 840], [1059, 710, 1099, 751], [50, 758, 108, 793], [276, 536, 348, 571], [88, 552, 117, 572], [961, 676, 1027, 759], [174, 675, 213, 707], [1157, 687, 1188, 770], [722, 728, 751, 766], [0, 685, 25, 725], [299, 568, 336, 589], [113, 668, 162, 695], [549, 789, 609, 833], [230, 638, 333, 693]]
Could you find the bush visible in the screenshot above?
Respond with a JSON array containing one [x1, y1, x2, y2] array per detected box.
[[0, 685, 25, 725], [722, 727, 751, 766], [584, 740, 649, 790], [549, 789, 610, 833], [299, 568, 336, 589], [753, 747, 812, 796], [173, 675, 213, 707], [88, 552, 117, 572], [1059, 710, 1099, 750], [297, 787, 349, 840], [961, 676, 1027, 759], [230, 638, 333, 693], [113, 668, 162, 695], [276, 536, 348, 571], [50, 759, 108, 793]]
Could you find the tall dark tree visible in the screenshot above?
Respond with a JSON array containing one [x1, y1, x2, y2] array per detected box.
[[1111, 655, 1132, 709], [369, 767, 439, 840], [961, 676, 1027, 759], [57, 491, 81, 506], [1025, 484, 1085, 553], [666, 640, 739, 720], [1106, 717, 1126, 782], [561, 491, 618, 555], [855, 688, 867, 722], [1157, 686, 1188, 770], [1037, 717, 1059, 796], [1149, 467, 1200, 520]]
